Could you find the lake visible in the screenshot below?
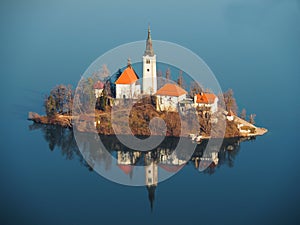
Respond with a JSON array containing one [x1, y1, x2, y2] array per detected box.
[[1, 116, 298, 225]]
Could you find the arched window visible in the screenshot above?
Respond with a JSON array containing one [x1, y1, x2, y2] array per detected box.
[[146, 59, 150, 64]]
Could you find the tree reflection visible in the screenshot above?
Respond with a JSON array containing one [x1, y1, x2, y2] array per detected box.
[[29, 124, 254, 210], [29, 123, 93, 171], [29, 123, 253, 174]]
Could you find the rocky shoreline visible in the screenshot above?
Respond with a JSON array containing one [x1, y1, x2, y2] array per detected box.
[[28, 111, 268, 139]]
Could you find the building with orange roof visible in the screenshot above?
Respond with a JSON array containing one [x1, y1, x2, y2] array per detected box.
[[115, 60, 141, 99], [93, 80, 104, 98], [155, 83, 187, 112], [194, 92, 218, 113]]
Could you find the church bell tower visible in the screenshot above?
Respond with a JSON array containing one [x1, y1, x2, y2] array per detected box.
[[142, 26, 157, 95]]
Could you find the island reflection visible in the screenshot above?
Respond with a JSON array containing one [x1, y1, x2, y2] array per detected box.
[[29, 124, 254, 210]]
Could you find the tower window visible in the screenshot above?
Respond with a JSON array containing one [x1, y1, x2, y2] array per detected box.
[[146, 59, 150, 64], [147, 69, 150, 72]]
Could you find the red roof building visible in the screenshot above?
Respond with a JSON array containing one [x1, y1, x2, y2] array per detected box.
[[195, 93, 217, 104], [115, 65, 141, 99], [93, 80, 104, 89], [155, 83, 187, 97], [155, 83, 187, 112], [193, 92, 219, 114], [115, 67, 139, 85]]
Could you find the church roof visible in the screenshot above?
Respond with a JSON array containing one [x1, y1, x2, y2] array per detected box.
[[115, 66, 139, 85], [155, 83, 187, 97], [93, 80, 104, 89], [195, 93, 217, 104]]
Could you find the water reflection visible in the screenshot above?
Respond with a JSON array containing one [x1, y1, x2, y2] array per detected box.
[[29, 124, 255, 210]]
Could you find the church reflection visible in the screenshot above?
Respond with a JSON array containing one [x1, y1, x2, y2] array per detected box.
[[29, 123, 255, 211]]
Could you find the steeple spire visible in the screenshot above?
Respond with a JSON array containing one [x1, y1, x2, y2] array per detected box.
[[147, 25, 151, 40], [144, 25, 154, 56], [127, 58, 131, 68], [147, 185, 156, 212]]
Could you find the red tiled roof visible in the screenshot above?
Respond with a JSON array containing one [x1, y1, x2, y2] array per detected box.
[[115, 67, 139, 85], [155, 83, 187, 97], [195, 93, 217, 104], [94, 81, 104, 89], [118, 164, 133, 174]]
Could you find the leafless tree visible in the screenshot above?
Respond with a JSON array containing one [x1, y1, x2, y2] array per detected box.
[[165, 68, 171, 80], [50, 84, 73, 114], [249, 114, 256, 125], [177, 70, 184, 88], [223, 89, 238, 114], [189, 81, 203, 97], [157, 70, 163, 78], [240, 108, 246, 120]]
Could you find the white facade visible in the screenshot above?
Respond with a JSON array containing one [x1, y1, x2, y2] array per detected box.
[[227, 115, 234, 121], [145, 161, 158, 186], [159, 150, 186, 165], [116, 83, 141, 99], [156, 94, 186, 112], [94, 89, 103, 98], [142, 55, 157, 95], [117, 151, 140, 165], [193, 96, 219, 114]]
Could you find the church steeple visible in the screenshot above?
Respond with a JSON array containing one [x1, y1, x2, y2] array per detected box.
[[147, 185, 156, 212], [127, 58, 131, 68], [142, 25, 157, 95], [144, 25, 154, 56]]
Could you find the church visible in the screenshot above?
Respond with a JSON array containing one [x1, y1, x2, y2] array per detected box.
[[115, 26, 157, 99], [113, 26, 218, 114], [115, 59, 141, 99]]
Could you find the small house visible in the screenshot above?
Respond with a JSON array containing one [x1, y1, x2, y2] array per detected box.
[[155, 83, 187, 112], [94, 80, 104, 98], [194, 92, 218, 114], [115, 63, 141, 99]]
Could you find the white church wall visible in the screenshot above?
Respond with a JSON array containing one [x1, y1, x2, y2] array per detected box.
[[142, 55, 157, 95], [116, 83, 140, 99]]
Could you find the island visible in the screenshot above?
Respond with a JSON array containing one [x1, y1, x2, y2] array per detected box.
[[28, 26, 267, 140]]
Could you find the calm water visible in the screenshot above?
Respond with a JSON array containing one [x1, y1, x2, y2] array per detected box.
[[2, 115, 299, 225], [1, 0, 300, 224]]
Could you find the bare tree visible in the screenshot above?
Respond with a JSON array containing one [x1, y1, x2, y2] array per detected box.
[[101, 64, 110, 81], [92, 64, 110, 82], [249, 114, 256, 125], [189, 81, 203, 97], [240, 108, 246, 120], [223, 89, 238, 114], [157, 70, 163, 78], [47, 84, 73, 115], [166, 68, 171, 80], [177, 70, 184, 88], [44, 95, 56, 117]]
